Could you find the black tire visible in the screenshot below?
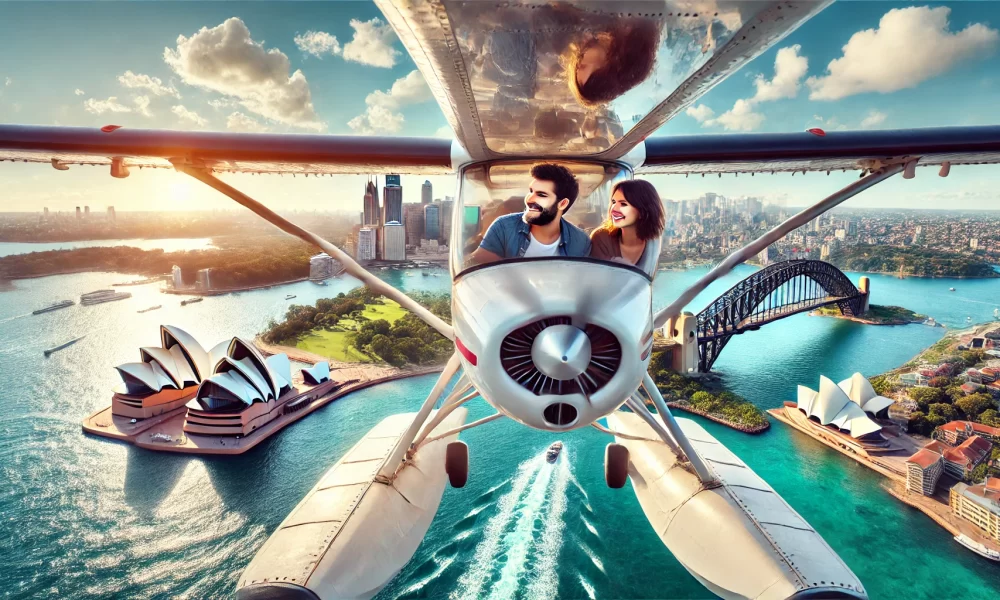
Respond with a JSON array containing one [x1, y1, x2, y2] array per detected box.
[[605, 443, 630, 489], [445, 441, 469, 488]]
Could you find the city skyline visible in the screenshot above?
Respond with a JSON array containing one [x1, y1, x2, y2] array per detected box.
[[1, 2, 998, 211]]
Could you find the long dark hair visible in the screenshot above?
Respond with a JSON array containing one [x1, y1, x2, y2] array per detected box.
[[599, 179, 665, 242]]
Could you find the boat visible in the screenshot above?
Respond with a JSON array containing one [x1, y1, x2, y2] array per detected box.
[[181, 297, 203, 306], [32, 299, 74, 315], [421, 272, 430, 277], [546, 441, 563, 463], [137, 305, 162, 313], [80, 289, 131, 306], [921, 317, 939, 327], [43, 335, 84, 357], [955, 534, 1000, 561], [285, 294, 296, 300], [950, 287, 956, 291]]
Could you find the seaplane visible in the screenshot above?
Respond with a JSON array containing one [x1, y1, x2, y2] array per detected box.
[[2, 2, 1000, 599]]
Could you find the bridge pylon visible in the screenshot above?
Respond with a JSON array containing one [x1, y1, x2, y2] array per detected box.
[[664, 311, 700, 376], [858, 276, 870, 314]]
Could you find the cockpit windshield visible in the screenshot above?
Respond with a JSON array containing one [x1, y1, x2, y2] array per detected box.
[[450, 161, 662, 278]]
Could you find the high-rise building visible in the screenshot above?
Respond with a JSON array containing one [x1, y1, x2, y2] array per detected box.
[[84, 206, 90, 218], [107, 206, 116, 221], [171, 265, 183, 289], [382, 222, 406, 261], [75, 206, 81, 219], [441, 199, 454, 242], [404, 203, 424, 245], [363, 179, 379, 226], [43, 207, 49, 219], [196, 268, 212, 290], [357, 227, 377, 262], [971, 238, 979, 250], [423, 204, 441, 241], [847, 221, 858, 237], [422, 180, 432, 205], [383, 174, 403, 225]]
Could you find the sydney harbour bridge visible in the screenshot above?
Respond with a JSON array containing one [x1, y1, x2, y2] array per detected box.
[[665, 260, 870, 373]]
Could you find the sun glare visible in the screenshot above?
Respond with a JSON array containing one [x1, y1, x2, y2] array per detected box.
[[168, 178, 193, 205]]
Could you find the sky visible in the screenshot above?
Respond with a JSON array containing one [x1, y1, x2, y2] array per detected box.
[[0, 1, 998, 213]]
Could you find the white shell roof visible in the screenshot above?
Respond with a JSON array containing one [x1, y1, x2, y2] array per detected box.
[[161, 325, 210, 381], [115, 362, 177, 393], [265, 354, 293, 391], [217, 356, 273, 402], [230, 337, 280, 401], [838, 372, 895, 414], [302, 361, 331, 384], [797, 374, 883, 438], [813, 376, 850, 425]]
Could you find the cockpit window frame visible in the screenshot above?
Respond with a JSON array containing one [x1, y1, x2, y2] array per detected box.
[[450, 158, 647, 281]]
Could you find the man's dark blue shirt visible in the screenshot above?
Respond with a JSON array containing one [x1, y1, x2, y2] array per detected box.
[[478, 213, 592, 259]]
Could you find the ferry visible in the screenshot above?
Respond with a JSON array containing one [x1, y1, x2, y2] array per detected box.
[[137, 305, 162, 313], [32, 299, 74, 315], [180, 297, 203, 306], [955, 534, 1000, 561], [285, 294, 296, 300], [43, 335, 84, 357], [80, 289, 132, 306], [546, 441, 563, 463]]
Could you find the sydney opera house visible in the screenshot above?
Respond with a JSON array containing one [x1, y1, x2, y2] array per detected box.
[[111, 325, 335, 437], [778, 373, 894, 455]]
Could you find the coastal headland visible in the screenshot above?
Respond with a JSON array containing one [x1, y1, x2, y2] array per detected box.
[[810, 304, 929, 326]]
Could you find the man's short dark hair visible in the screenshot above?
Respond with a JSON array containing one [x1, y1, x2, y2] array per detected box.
[[531, 163, 579, 211]]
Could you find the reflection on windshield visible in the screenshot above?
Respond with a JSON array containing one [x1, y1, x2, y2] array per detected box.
[[443, 0, 756, 155], [453, 162, 661, 278]]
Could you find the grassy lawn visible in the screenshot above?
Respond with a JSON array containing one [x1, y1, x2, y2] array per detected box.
[[291, 299, 408, 363]]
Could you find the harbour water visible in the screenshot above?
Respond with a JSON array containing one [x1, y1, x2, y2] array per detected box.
[[1, 265, 999, 598]]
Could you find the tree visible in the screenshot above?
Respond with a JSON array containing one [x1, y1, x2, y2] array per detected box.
[[909, 386, 945, 410], [928, 376, 952, 388], [929, 403, 959, 422], [908, 411, 928, 435], [870, 375, 896, 396], [979, 408, 1000, 428], [970, 462, 989, 483], [955, 393, 994, 420]]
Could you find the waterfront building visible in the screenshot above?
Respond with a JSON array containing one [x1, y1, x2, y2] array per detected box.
[[421, 180, 432, 205], [424, 204, 441, 240], [906, 448, 944, 495], [112, 325, 218, 419], [404, 203, 424, 245], [925, 436, 992, 480], [357, 227, 376, 262], [196, 268, 213, 291], [309, 253, 338, 281], [382, 221, 406, 261], [383, 174, 403, 225], [950, 478, 1000, 542], [939, 421, 1000, 446], [171, 265, 183, 289], [778, 374, 890, 455]]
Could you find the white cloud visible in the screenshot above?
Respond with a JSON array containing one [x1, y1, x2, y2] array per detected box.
[[4, 77, 11, 86], [208, 98, 239, 110], [349, 70, 432, 134], [342, 18, 400, 68], [685, 104, 715, 123], [84, 96, 131, 115], [133, 95, 153, 117], [74, 88, 85, 96], [807, 6, 999, 100], [434, 125, 453, 138], [810, 114, 848, 131], [227, 111, 269, 132], [171, 104, 208, 127], [164, 17, 324, 131], [688, 45, 806, 132], [752, 45, 808, 102], [294, 30, 341, 58], [118, 70, 181, 98], [860, 109, 887, 129], [708, 99, 765, 131]]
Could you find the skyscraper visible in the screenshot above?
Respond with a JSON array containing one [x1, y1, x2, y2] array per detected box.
[[383, 174, 403, 225], [440, 199, 454, 242], [107, 206, 116, 221], [75, 206, 81, 219], [357, 228, 377, 262], [421, 180, 432, 204], [43, 207, 49, 219], [423, 204, 441, 241], [404, 203, 424, 245], [84, 206, 90, 218], [363, 179, 379, 226], [382, 222, 406, 261]]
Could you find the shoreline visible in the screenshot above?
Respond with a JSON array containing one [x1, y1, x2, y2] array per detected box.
[[164, 276, 311, 296], [809, 311, 927, 326], [667, 401, 770, 434]]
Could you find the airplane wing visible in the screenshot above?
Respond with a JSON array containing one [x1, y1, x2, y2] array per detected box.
[[640, 126, 1000, 175], [0, 125, 454, 175]]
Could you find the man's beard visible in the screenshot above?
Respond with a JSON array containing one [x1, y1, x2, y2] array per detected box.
[[524, 202, 559, 226]]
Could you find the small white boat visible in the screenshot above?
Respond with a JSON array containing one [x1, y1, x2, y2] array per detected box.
[[285, 294, 297, 300], [546, 441, 563, 463], [950, 287, 956, 291], [955, 534, 1000, 561], [137, 305, 162, 313], [181, 297, 203, 306]]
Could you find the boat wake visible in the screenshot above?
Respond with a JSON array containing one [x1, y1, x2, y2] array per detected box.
[[0, 312, 31, 324]]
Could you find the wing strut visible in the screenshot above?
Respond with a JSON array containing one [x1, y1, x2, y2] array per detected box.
[[175, 165, 454, 340], [652, 164, 903, 329]]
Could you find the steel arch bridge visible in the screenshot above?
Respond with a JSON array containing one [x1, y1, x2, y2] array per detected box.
[[696, 260, 867, 372]]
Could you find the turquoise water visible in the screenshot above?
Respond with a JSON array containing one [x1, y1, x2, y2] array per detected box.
[[1, 264, 999, 598], [0, 238, 215, 257]]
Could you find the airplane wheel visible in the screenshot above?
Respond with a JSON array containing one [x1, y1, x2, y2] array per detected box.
[[605, 443, 629, 489], [445, 441, 469, 488]]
